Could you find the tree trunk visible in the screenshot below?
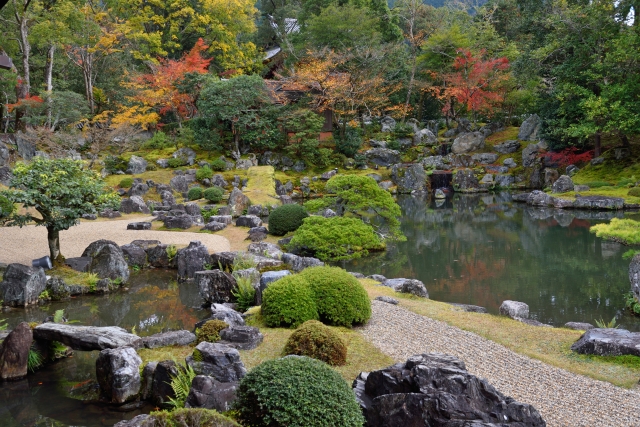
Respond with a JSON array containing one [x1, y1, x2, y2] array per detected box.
[[45, 44, 55, 128], [15, 10, 31, 132], [594, 131, 602, 158], [620, 132, 630, 148], [47, 226, 63, 264], [402, 54, 417, 123]]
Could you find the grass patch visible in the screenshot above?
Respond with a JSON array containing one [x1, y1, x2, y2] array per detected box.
[[486, 126, 520, 145], [49, 266, 100, 288], [244, 166, 279, 207], [552, 186, 640, 204], [137, 345, 194, 368], [590, 218, 640, 245], [357, 279, 640, 389]]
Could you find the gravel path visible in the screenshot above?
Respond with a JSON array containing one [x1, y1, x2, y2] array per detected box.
[[360, 300, 640, 427], [0, 218, 230, 265]]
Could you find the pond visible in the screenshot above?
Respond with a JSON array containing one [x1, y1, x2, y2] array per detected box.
[[341, 193, 640, 332]]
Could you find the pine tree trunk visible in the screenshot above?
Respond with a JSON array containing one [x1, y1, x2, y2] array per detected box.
[[594, 132, 602, 158], [47, 226, 63, 264]]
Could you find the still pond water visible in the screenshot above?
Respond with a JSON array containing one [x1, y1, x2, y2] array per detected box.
[[2, 192, 640, 426]]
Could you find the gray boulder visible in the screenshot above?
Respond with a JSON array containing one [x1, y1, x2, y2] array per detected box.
[[185, 375, 239, 412], [96, 347, 142, 404], [375, 296, 399, 305], [120, 196, 150, 214], [544, 168, 559, 187], [522, 142, 542, 167], [471, 152, 499, 164], [503, 157, 517, 168], [176, 241, 211, 281], [196, 270, 237, 304], [151, 360, 178, 406], [321, 169, 338, 181], [186, 342, 247, 382], [219, 326, 264, 350], [0, 142, 10, 167], [208, 215, 233, 225], [452, 169, 482, 193], [160, 191, 175, 206], [364, 148, 401, 167], [164, 214, 193, 229], [128, 182, 149, 197], [120, 244, 148, 268], [380, 115, 396, 132], [45, 277, 71, 300], [33, 324, 142, 351], [236, 215, 262, 228], [258, 270, 291, 304], [552, 175, 574, 193], [367, 274, 387, 282], [382, 278, 428, 298], [146, 244, 176, 268], [414, 128, 437, 145], [202, 221, 227, 232], [0, 166, 13, 186], [451, 132, 485, 154], [82, 240, 130, 283], [574, 195, 624, 210], [170, 175, 189, 193], [518, 114, 541, 141], [65, 256, 92, 272], [571, 328, 640, 357], [156, 159, 169, 168], [564, 322, 594, 331], [354, 353, 546, 427], [495, 174, 514, 188], [127, 222, 151, 230], [566, 164, 579, 176], [114, 415, 150, 427], [142, 330, 196, 349], [450, 303, 488, 313], [493, 140, 521, 154], [248, 242, 283, 260], [499, 300, 529, 319], [434, 188, 446, 199], [228, 188, 251, 217], [0, 322, 32, 380], [126, 155, 147, 175], [0, 263, 46, 307], [390, 163, 427, 193], [281, 253, 324, 272], [172, 147, 197, 165], [208, 303, 246, 327]]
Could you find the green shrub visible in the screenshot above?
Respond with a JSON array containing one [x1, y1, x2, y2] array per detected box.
[[203, 186, 224, 203], [235, 356, 364, 427], [590, 218, 640, 245], [196, 166, 213, 181], [0, 194, 15, 218], [393, 121, 414, 138], [628, 188, 640, 197], [149, 408, 240, 427], [104, 155, 128, 173], [210, 158, 227, 171], [195, 320, 229, 344], [288, 216, 385, 261], [168, 156, 188, 168], [283, 320, 347, 366], [188, 187, 203, 200], [143, 131, 172, 149], [261, 275, 318, 328], [232, 276, 256, 312], [334, 126, 362, 158], [625, 293, 640, 316], [584, 181, 612, 188], [298, 266, 371, 326], [268, 204, 309, 236], [119, 177, 134, 188]]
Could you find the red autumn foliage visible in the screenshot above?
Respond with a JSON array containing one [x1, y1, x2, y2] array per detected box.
[[544, 147, 594, 168], [7, 94, 44, 113]]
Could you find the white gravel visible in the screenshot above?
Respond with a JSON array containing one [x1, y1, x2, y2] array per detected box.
[[359, 300, 640, 427], [0, 217, 230, 264]]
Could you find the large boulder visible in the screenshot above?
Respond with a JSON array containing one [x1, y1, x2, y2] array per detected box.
[[186, 342, 247, 382], [33, 324, 142, 351], [127, 182, 149, 197], [185, 375, 239, 412], [96, 347, 142, 404], [493, 140, 521, 154], [499, 300, 529, 319], [570, 328, 640, 357], [126, 155, 147, 175], [452, 169, 482, 193], [248, 242, 283, 260], [45, 277, 71, 300], [381, 278, 429, 298], [518, 114, 541, 141], [471, 152, 499, 164], [0, 142, 10, 167], [208, 303, 245, 327], [551, 175, 574, 193], [257, 270, 291, 305], [120, 244, 147, 268], [236, 215, 262, 228], [176, 241, 211, 281], [151, 360, 178, 406], [574, 195, 624, 210], [196, 270, 237, 304], [164, 214, 194, 229], [522, 142, 542, 167], [414, 128, 437, 145], [147, 244, 176, 268], [354, 353, 546, 427], [81, 240, 130, 283], [281, 253, 324, 272], [380, 115, 396, 132], [390, 163, 427, 193], [0, 166, 13, 186], [629, 254, 640, 305], [142, 330, 196, 349], [119, 196, 150, 214], [451, 132, 485, 154], [0, 264, 46, 307], [170, 175, 189, 193], [228, 188, 251, 217], [364, 148, 401, 167], [219, 326, 263, 350], [208, 215, 233, 225], [172, 147, 197, 165], [0, 322, 33, 380]]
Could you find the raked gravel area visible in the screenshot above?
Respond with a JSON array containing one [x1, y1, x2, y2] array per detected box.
[[359, 300, 640, 427], [0, 217, 230, 265]]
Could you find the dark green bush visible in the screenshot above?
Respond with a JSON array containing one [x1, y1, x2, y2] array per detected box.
[[104, 155, 128, 173], [119, 177, 134, 188], [203, 186, 224, 203], [211, 158, 227, 171], [393, 121, 414, 138], [628, 187, 640, 197], [195, 320, 229, 344], [188, 187, 203, 200], [268, 204, 309, 236], [298, 266, 371, 327], [235, 356, 364, 427], [168, 156, 188, 168], [334, 126, 363, 158], [283, 320, 347, 366], [0, 195, 15, 218], [143, 131, 172, 149], [149, 408, 240, 427], [287, 216, 385, 261], [196, 166, 213, 181], [261, 275, 318, 328]]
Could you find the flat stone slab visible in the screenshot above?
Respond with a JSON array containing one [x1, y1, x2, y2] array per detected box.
[[571, 328, 640, 357], [127, 222, 152, 230], [564, 322, 594, 331], [33, 323, 142, 351], [142, 330, 196, 349], [449, 303, 488, 313]]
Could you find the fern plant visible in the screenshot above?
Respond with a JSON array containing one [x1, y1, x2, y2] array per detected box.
[[594, 317, 618, 328], [167, 363, 197, 408], [0, 318, 7, 331], [233, 252, 257, 271], [51, 341, 68, 359], [27, 348, 43, 372], [53, 309, 65, 323], [232, 277, 256, 312], [167, 245, 178, 262]]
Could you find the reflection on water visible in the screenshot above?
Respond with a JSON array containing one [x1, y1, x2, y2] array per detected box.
[[341, 193, 640, 331], [0, 270, 209, 427]]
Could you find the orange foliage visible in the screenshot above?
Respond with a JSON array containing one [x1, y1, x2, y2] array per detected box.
[[7, 94, 44, 113]]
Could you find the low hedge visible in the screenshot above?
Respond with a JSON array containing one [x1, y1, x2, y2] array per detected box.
[[204, 186, 224, 203], [283, 320, 347, 366], [119, 177, 134, 188], [261, 275, 318, 327], [196, 166, 213, 181], [188, 187, 203, 200], [268, 204, 309, 236]]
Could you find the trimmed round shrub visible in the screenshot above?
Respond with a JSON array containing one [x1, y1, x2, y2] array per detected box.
[[211, 158, 227, 171], [629, 187, 640, 197], [188, 186, 203, 200], [195, 319, 228, 344], [261, 275, 318, 327], [235, 356, 364, 427], [0, 194, 15, 218], [203, 186, 224, 203], [298, 266, 371, 327], [283, 320, 347, 366], [196, 166, 213, 181], [149, 408, 240, 427], [119, 177, 134, 188], [268, 204, 309, 236], [168, 156, 188, 168]]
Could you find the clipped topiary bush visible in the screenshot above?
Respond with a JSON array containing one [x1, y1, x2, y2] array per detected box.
[[629, 187, 640, 197], [211, 158, 227, 171], [298, 266, 371, 327], [261, 275, 318, 327], [196, 166, 213, 181], [235, 356, 364, 427], [0, 194, 15, 219], [283, 320, 347, 366], [287, 216, 385, 261], [188, 186, 203, 200], [119, 177, 134, 188], [268, 204, 309, 236], [195, 319, 229, 344], [203, 186, 224, 203], [149, 408, 240, 427]]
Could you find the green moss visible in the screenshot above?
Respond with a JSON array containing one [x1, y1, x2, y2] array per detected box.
[[195, 320, 229, 344], [244, 166, 279, 206], [149, 408, 240, 427], [119, 177, 134, 188], [283, 320, 348, 366]]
